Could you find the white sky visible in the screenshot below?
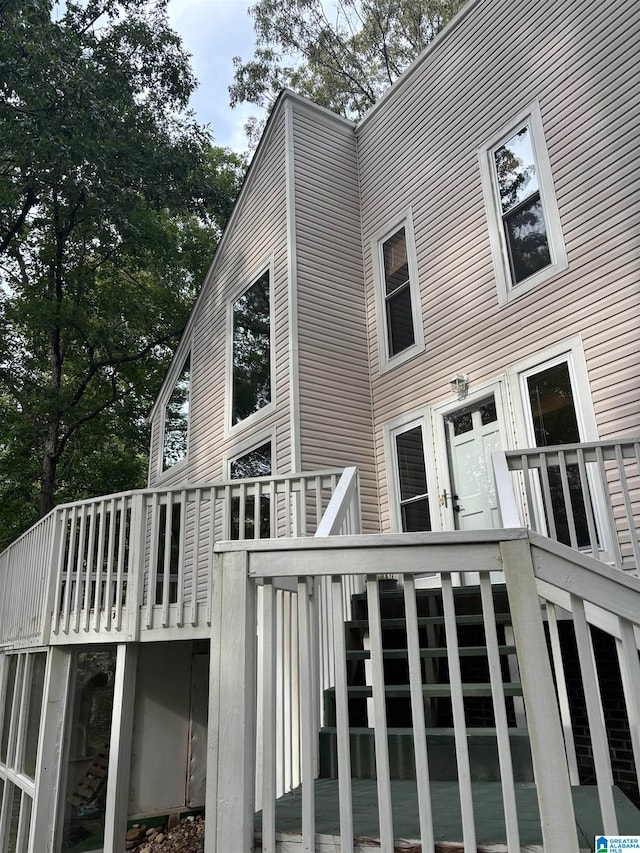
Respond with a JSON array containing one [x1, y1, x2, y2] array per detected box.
[[167, 0, 263, 153]]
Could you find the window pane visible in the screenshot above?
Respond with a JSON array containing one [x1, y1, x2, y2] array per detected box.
[[526, 361, 589, 547], [61, 649, 116, 853], [494, 126, 539, 214], [7, 784, 21, 853], [230, 441, 272, 540], [232, 271, 271, 425], [383, 228, 409, 295], [229, 441, 272, 480], [382, 227, 416, 358], [401, 497, 431, 533], [386, 286, 415, 355], [396, 427, 427, 501], [450, 411, 473, 436], [22, 653, 46, 779], [504, 193, 551, 283], [1, 655, 17, 764], [162, 354, 190, 470], [526, 362, 580, 447], [395, 426, 431, 532], [480, 399, 498, 425]]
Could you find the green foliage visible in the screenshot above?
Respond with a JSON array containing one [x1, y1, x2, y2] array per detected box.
[[0, 0, 245, 546], [230, 0, 466, 141]]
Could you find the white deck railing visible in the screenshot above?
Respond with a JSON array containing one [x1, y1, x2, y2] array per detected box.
[[528, 533, 640, 836], [0, 512, 57, 649], [207, 529, 640, 853], [0, 468, 358, 647], [493, 437, 640, 575]]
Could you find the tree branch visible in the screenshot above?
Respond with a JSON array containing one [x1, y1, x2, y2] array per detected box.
[[0, 187, 38, 256]]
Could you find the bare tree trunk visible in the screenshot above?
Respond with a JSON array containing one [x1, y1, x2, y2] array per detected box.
[[39, 427, 58, 517]]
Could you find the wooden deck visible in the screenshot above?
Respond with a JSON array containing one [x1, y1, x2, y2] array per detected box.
[[255, 779, 640, 851]]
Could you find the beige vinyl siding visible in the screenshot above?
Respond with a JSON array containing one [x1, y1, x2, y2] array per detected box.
[[148, 109, 291, 489], [292, 103, 380, 533], [356, 0, 640, 530]]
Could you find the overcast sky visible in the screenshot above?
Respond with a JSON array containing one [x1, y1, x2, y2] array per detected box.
[[167, 0, 263, 153]]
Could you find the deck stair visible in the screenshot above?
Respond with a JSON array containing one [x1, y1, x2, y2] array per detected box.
[[318, 582, 534, 782]]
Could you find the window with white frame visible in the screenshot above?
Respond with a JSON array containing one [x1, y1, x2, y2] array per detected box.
[[510, 338, 602, 551], [162, 353, 190, 471], [228, 438, 273, 539], [392, 423, 432, 532], [479, 101, 567, 303], [0, 651, 47, 853], [374, 214, 424, 371], [521, 357, 591, 548], [231, 269, 272, 426]]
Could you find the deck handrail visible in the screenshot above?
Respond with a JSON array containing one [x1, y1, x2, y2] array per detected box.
[[0, 468, 352, 647], [493, 436, 640, 575], [209, 528, 638, 853]]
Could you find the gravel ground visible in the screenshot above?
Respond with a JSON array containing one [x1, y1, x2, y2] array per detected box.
[[129, 816, 205, 853]]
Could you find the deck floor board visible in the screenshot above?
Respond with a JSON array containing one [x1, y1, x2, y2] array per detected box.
[[255, 779, 640, 849]]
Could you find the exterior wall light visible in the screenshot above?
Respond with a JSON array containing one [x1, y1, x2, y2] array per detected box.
[[450, 373, 469, 400]]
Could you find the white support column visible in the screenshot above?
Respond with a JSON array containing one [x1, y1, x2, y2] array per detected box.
[[206, 550, 256, 853], [29, 647, 72, 853], [103, 643, 138, 853], [500, 538, 580, 852]]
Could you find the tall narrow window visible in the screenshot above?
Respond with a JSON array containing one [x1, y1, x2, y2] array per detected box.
[[494, 125, 551, 284], [395, 425, 431, 532], [479, 101, 567, 303], [383, 228, 414, 355], [0, 651, 48, 853], [232, 271, 271, 426], [374, 214, 424, 371], [524, 359, 591, 548], [162, 354, 190, 471], [229, 440, 272, 539]]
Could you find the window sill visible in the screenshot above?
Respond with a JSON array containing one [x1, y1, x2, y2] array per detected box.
[[378, 341, 425, 375]]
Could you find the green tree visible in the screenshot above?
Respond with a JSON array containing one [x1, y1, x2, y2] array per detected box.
[[230, 0, 465, 141], [0, 0, 245, 546]]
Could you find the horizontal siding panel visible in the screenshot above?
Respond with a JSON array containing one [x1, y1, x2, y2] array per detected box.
[[355, 0, 639, 528], [150, 109, 292, 487], [292, 103, 379, 532]]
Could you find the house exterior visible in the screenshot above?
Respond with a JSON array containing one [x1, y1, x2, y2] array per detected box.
[[150, 0, 637, 545], [1, 0, 639, 851]]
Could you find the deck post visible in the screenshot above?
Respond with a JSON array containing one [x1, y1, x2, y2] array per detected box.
[[500, 536, 580, 852], [40, 509, 64, 647], [206, 549, 256, 853], [126, 493, 146, 641], [103, 643, 138, 853], [29, 647, 72, 853]]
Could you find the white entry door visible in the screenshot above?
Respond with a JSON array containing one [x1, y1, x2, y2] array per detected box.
[[444, 397, 502, 530]]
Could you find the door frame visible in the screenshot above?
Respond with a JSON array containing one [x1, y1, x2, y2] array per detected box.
[[432, 377, 514, 531]]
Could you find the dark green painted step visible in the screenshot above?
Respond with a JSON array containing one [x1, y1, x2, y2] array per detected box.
[[318, 726, 534, 782], [347, 612, 513, 630], [323, 682, 523, 728], [324, 682, 522, 701], [345, 645, 516, 660]]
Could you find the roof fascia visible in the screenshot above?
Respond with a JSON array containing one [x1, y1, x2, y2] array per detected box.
[[282, 88, 356, 130]]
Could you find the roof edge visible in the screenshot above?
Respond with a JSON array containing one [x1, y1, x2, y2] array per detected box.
[[356, 0, 481, 132], [148, 91, 293, 423]]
